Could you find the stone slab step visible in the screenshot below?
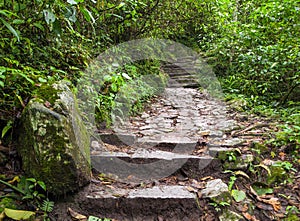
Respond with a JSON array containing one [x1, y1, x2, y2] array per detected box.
[[91, 149, 219, 181], [82, 185, 202, 221], [167, 83, 200, 88]]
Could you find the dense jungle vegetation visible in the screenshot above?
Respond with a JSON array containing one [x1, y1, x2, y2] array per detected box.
[[0, 0, 299, 219], [0, 0, 299, 125]]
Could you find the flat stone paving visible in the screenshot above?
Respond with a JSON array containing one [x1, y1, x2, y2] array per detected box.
[[102, 87, 237, 148], [85, 58, 242, 220]]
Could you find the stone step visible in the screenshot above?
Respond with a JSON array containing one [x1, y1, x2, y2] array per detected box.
[[78, 185, 202, 221], [167, 82, 200, 88], [91, 149, 219, 181], [169, 78, 199, 85]]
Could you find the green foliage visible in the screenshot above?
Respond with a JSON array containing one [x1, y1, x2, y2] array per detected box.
[[0, 176, 54, 219], [0, 198, 17, 213], [201, 0, 300, 104], [95, 60, 167, 126]]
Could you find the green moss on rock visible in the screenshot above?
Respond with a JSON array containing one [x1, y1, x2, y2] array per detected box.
[[17, 82, 91, 195]]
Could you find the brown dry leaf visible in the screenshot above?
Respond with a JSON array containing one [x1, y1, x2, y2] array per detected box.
[[260, 197, 281, 212], [239, 204, 248, 213], [256, 202, 273, 211], [191, 180, 205, 189], [279, 152, 286, 160], [200, 176, 213, 181], [242, 212, 259, 221], [275, 213, 286, 218], [68, 208, 87, 221], [186, 186, 197, 193], [250, 186, 281, 211]]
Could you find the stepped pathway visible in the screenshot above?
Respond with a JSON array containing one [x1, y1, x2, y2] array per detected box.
[[53, 58, 244, 220]]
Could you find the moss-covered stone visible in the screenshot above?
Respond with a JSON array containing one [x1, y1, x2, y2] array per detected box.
[[219, 209, 244, 221], [17, 82, 91, 195]]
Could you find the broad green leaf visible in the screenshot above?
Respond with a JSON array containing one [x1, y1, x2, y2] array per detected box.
[[0, 81, 4, 87], [38, 77, 47, 83], [231, 189, 246, 202], [12, 19, 25, 25], [43, 10, 56, 25], [111, 83, 118, 92], [103, 75, 112, 82], [0, 18, 20, 41], [33, 22, 45, 31], [252, 185, 273, 196], [0, 9, 18, 17], [26, 178, 36, 183], [88, 216, 104, 221], [2, 120, 12, 138], [37, 181, 47, 191], [4, 208, 35, 220]]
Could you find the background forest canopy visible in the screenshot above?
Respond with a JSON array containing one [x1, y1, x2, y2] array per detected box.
[[0, 0, 299, 129]]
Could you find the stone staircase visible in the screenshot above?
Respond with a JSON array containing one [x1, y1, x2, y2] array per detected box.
[[162, 56, 200, 88], [54, 58, 242, 220]]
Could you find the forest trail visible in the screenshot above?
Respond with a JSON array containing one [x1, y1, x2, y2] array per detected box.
[[51, 57, 294, 221], [52, 58, 254, 221]]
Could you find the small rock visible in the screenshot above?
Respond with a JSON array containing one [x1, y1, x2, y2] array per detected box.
[[223, 154, 254, 170], [201, 179, 229, 198], [91, 141, 103, 151], [141, 113, 150, 119]]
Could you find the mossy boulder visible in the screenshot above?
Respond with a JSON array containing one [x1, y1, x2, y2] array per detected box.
[[17, 82, 91, 195]]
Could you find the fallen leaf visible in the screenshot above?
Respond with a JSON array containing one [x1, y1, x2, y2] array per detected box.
[[200, 176, 213, 181], [259, 197, 281, 212], [279, 152, 286, 160], [256, 202, 273, 211], [68, 208, 87, 221], [4, 208, 35, 220], [234, 170, 250, 179], [250, 186, 281, 211], [242, 212, 259, 221], [8, 176, 20, 184], [231, 189, 246, 202], [186, 186, 197, 193], [241, 204, 248, 212], [274, 213, 286, 218]]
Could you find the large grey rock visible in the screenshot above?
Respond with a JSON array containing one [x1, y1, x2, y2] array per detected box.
[[17, 82, 91, 195]]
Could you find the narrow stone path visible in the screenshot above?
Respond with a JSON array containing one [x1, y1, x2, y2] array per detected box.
[[76, 58, 245, 220]]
